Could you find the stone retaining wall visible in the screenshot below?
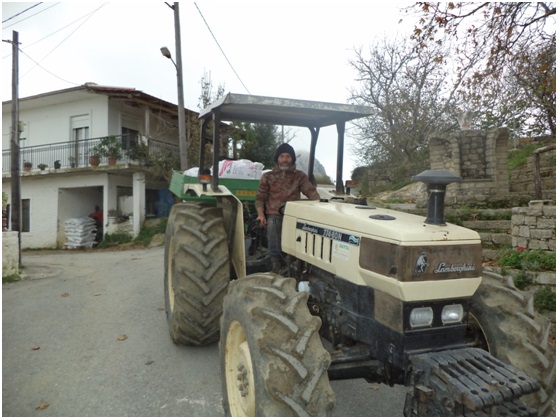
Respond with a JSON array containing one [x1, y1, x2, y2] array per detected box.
[[511, 201, 556, 251], [2, 231, 19, 277]]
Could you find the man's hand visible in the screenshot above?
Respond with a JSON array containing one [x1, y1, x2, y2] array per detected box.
[[257, 213, 266, 227]]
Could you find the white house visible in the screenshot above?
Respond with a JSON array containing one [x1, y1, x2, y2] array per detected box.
[[2, 83, 197, 249]]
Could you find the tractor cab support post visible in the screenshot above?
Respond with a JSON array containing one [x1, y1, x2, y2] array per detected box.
[[336, 120, 346, 195], [199, 118, 209, 177], [212, 111, 221, 193], [307, 127, 319, 186]]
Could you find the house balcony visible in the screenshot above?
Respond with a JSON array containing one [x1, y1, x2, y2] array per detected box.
[[2, 135, 180, 176]]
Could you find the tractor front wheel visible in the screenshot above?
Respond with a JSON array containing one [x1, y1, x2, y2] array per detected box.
[[220, 273, 335, 416], [469, 270, 556, 416], [164, 202, 230, 346]]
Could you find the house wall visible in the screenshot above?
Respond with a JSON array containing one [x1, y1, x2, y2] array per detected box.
[[2, 171, 137, 249], [2, 93, 110, 148]]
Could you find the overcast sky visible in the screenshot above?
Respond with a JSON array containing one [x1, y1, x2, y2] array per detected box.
[[2, 1, 415, 180]]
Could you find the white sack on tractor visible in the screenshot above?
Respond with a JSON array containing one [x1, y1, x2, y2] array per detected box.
[[184, 159, 264, 179]]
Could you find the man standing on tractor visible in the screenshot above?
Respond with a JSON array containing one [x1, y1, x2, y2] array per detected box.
[[255, 143, 320, 273]]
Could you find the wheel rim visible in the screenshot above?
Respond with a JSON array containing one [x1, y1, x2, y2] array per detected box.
[[225, 320, 256, 416], [466, 312, 491, 353], [167, 235, 175, 313]]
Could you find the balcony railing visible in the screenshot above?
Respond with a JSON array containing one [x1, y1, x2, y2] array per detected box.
[[2, 135, 180, 173]]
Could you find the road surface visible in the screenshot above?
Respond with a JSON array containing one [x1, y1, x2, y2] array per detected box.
[[2, 247, 406, 416]]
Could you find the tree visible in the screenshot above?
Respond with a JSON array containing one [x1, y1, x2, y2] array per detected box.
[[230, 122, 282, 169], [187, 71, 226, 169], [347, 37, 458, 179], [407, 2, 556, 135]]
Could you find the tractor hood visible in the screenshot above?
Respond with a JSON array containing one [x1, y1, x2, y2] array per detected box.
[[283, 201, 480, 244]]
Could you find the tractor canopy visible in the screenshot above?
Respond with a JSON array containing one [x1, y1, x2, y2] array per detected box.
[[198, 93, 375, 194]]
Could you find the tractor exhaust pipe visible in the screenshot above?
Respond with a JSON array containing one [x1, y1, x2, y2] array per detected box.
[[412, 170, 462, 226]]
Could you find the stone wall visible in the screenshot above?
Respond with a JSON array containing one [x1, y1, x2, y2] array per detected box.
[[509, 146, 556, 203], [2, 231, 19, 277], [428, 128, 510, 208], [511, 200, 556, 251]]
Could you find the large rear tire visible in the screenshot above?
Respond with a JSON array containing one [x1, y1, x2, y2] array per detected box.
[[164, 202, 230, 346], [469, 270, 556, 416], [220, 273, 335, 416]]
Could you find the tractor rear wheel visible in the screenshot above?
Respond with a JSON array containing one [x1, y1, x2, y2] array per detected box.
[[164, 202, 230, 346], [469, 270, 556, 416], [220, 273, 335, 416]]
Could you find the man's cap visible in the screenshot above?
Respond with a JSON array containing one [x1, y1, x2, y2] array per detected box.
[[275, 143, 296, 164]]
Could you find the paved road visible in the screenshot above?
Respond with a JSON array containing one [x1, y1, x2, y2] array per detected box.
[[2, 247, 406, 416]]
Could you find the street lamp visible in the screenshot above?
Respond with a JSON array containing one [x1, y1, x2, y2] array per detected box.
[[160, 12, 188, 170]]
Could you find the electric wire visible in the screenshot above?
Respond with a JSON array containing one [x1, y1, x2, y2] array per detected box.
[[20, 3, 108, 81], [19, 48, 79, 86], [193, 2, 251, 94], [2, 2, 43, 24], [2, 3, 106, 60], [3, 3, 59, 29]]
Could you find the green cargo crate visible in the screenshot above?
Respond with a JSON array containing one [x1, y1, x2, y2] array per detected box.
[[169, 170, 260, 203]]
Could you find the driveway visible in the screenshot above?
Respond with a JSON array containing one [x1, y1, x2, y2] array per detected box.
[[2, 247, 405, 416]]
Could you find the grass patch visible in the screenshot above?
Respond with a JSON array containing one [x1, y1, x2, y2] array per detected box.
[[508, 144, 539, 171], [97, 217, 168, 249], [2, 273, 20, 283], [498, 247, 555, 271]]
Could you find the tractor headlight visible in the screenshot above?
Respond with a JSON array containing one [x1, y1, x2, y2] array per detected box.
[[441, 304, 464, 325], [409, 307, 433, 328]]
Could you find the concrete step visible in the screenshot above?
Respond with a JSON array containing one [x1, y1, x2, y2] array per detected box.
[[463, 220, 511, 232]]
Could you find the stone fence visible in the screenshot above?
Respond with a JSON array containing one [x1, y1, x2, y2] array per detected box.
[[511, 200, 556, 251], [2, 231, 19, 277]]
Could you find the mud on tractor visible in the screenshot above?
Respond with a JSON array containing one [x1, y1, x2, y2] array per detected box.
[[164, 93, 555, 416]]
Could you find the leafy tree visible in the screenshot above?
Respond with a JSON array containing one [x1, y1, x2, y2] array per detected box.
[[407, 2, 556, 135], [230, 122, 282, 169], [347, 37, 458, 179]]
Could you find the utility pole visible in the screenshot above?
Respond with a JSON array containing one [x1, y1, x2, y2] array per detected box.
[[6, 31, 22, 264], [173, 2, 188, 170]]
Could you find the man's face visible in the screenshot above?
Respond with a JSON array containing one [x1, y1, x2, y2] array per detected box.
[[277, 152, 293, 170]]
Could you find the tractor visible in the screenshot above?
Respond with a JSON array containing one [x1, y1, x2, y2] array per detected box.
[[164, 93, 555, 416]]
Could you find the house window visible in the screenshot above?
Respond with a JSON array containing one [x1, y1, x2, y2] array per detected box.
[[122, 127, 139, 148], [70, 115, 90, 165], [21, 199, 30, 232]]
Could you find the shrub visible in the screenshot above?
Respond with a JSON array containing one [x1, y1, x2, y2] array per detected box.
[[513, 270, 533, 290], [498, 247, 555, 271], [534, 286, 556, 312]]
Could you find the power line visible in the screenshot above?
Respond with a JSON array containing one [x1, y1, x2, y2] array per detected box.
[[18, 48, 79, 86], [2, 2, 43, 24], [193, 2, 251, 94], [20, 3, 108, 79], [3, 3, 59, 29], [2, 3, 106, 60]]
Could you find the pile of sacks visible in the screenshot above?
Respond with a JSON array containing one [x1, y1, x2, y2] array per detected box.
[[64, 217, 97, 248], [184, 159, 265, 180]]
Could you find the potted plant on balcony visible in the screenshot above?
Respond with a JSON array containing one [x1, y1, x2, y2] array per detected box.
[[37, 163, 48, 171], [88, 149, 100, 167], [68, 156, 77, 168], [54, 160, 61, 169], [96, 135, 123, 165], [23, 161, 32, 172]]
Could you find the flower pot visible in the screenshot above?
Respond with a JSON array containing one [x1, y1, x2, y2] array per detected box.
[[89, 156, 100, 166], [54, 161, 61, 169], [108, 156, 117, 166]]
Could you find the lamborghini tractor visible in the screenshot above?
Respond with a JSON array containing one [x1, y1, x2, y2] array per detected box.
[[164, 93, 555, 416]]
